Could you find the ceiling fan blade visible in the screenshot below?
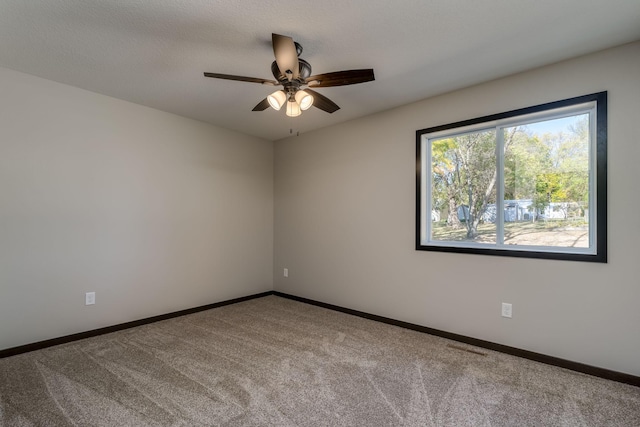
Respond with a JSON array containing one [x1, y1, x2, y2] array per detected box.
[[272, 33, 299, 81], [305, 89, 340, 114], [204, 72, 278, 86], [306, 69, 375, 88], [252, 98, 270, 111]]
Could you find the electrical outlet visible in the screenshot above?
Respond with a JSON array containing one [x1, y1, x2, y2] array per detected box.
[[85, 292, 96, 305], [501, 302, 512, 318], [283, 268, 289, 278]]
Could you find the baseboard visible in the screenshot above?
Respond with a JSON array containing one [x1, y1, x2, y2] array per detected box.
[[4, 290, 638, 388], [272, 291, 640, 388], [0, 291, 273, 359]]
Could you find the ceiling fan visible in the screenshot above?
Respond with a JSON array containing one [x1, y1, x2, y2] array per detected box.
[[204, 33, 375, 117]]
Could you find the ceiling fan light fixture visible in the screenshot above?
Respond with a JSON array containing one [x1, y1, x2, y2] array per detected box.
[[267, 90, 287, 110], [295, 90, 314, 110], [285, 100, 302, 117]]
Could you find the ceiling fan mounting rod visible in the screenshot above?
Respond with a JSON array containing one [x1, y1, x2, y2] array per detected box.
[[283, 80, 302, 96]]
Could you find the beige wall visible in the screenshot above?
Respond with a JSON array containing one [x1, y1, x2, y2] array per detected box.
[[0, 67, 273, 351], [274, 42, 640, 375], [2, 41, 639, 376]]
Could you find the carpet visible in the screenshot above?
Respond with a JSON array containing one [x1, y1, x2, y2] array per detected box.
[[1, 295, 639, 426]]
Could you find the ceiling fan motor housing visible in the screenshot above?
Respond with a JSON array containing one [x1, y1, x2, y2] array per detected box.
[[271, 58, 312, 83]]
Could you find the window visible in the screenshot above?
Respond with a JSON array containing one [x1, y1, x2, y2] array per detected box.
[[416, 92, 607, 262]]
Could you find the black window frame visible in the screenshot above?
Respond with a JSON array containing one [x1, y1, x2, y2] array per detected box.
[[415, 92, 607, 263]]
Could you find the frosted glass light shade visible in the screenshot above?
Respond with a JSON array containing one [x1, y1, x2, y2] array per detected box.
[[267, 90, 287, 110], [286, 100, 302, 117], [295, 90, 314, 110]]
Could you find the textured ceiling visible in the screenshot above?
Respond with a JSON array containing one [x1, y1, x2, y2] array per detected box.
[[1, 0, 639, 141]]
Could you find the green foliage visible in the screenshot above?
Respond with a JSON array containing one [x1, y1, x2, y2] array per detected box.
[[431, 114, 590, 237], [504, 132, 552, 200], [532, 116, 589, 215]]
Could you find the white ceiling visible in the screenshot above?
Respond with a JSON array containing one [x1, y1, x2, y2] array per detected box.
[[1, 1, 639, 141]]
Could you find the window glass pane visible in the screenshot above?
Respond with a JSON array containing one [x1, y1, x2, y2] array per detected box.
[[502, 114, 590, 248], [430, 130, 497, 244]]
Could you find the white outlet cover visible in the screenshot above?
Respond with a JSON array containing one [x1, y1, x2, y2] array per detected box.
[[86, 292, 96, 305], [501, 302, 512, 318], [283, 268, 289, 278]]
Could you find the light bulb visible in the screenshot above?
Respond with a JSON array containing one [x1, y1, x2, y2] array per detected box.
[[295, 90, 314, 110], [286, 100, 301, 117], [267, 90, 286, 111]]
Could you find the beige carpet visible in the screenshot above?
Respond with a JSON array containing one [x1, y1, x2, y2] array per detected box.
[[1, 295, 639, 426]]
